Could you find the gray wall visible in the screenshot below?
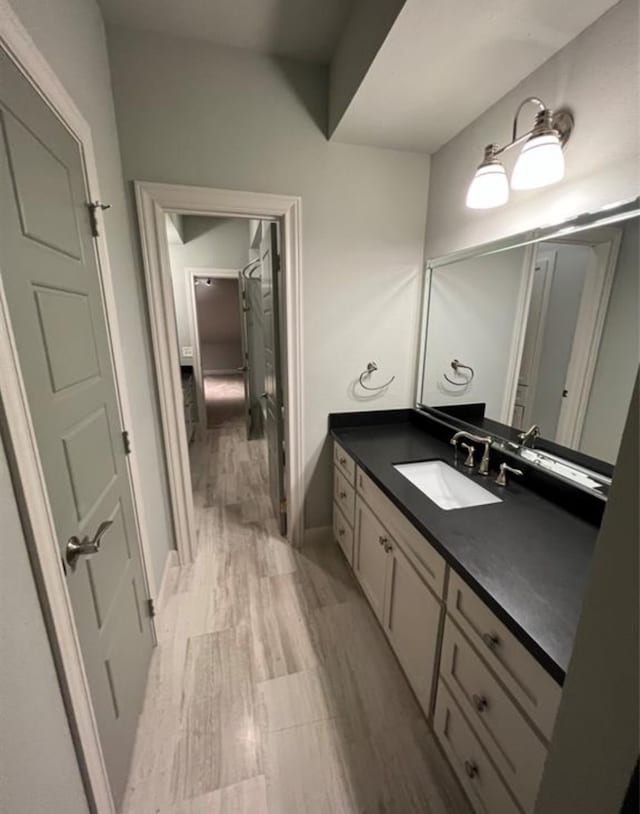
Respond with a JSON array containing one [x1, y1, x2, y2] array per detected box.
[[107, 27, 431, 530], [195, 278, 243, 372], [422, 247, 527, 419], [580, 220, 640, 463], [425, 0, 639, 259], [168, 216, 249, 365], [6, 0, 175, 594], [534, 378, 639, 814], [0, 440, 88, 813]]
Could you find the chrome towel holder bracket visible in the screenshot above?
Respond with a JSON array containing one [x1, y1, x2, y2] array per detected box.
[[443, 358, 475, 386], [358, 361, 395, 391]]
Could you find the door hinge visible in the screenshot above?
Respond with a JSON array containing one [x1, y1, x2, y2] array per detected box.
[[87, 201, 111, 238], [122, 430, 131, 455], [146, 598, 156, 618], [279, 498, 287, 515]]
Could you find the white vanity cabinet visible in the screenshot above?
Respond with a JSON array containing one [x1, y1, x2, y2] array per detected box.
[[331, 437, 562, 814]]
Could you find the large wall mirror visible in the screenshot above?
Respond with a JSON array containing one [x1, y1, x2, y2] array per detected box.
[[418, 198, 639, 477]]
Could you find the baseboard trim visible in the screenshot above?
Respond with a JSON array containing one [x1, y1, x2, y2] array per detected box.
[[304, 525, 333, 547], [156, 549, 179, 611]]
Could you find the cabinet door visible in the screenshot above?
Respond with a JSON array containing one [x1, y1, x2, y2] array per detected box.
[[354, 498, 389, 621], [383, 541, 442, 716]]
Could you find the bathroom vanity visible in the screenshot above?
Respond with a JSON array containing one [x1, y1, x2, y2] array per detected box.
[[329, 197, 638, 814], [330, 410, 598, 814]]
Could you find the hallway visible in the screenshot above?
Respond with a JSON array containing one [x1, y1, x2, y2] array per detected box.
[[122, 417, 471, 813], [204, 373, 246, 428]]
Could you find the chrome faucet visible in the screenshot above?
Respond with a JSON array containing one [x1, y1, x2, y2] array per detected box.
[[450, 431, 492, 476], [518, 424, 540, 448]]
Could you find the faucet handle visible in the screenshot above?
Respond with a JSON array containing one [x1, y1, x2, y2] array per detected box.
[[460, 442, 475, 468], [496, 462, 524, 487]]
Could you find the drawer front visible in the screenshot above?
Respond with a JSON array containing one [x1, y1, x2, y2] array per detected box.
[[447, 571, 561, 741], [356, 468, 446, 598], [334, 441, 355, 485], [333, 501, 354, 565], [334, 468, 355, 527], [434, 681, 521, 814], [441, 617, 547, 812]]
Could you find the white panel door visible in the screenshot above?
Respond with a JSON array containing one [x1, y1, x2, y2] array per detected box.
[[0, 49, 153, 806], [260, 221, 286, 534]]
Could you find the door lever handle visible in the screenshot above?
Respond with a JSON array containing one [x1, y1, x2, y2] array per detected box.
[[66, 520, 113, 571]]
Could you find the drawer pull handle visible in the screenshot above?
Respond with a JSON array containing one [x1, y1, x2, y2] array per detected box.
[[339, 456, 347, 465], [339, 491, 347, 499], [378, 535, 388, 546], [464, 760, 479, 779], [472, 693, 488, 712], [384, 542, 393, 554], [482, 632, 500, 651], [338, 529, 345, 536]]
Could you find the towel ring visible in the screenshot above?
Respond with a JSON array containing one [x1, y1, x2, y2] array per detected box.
[[359, 361, 395, 391], [443, 358, 474, 386]]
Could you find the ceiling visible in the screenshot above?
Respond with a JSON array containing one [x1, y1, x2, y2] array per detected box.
[[98, 0, 355, 63], [331, 0, 619, 152]]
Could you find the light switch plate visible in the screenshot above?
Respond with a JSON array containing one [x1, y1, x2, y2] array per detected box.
[[182, 346, 193, 358]]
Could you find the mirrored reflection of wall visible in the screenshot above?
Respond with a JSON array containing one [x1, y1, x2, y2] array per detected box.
[[421, 247, 528, 419], [420, 213, 639, 466]]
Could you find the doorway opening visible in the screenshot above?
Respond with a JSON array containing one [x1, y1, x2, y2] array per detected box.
[[134, 182, 304, 563], [163, 212, 288, 539]]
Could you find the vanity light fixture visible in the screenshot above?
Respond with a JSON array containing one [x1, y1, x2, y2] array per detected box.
[[466, 97, 574, 209]]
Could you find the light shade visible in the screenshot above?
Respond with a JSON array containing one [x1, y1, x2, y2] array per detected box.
[[465, 162, 509, 209], [511, 132, 565, 190]]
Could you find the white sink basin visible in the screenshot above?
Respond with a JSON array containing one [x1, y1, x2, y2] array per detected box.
[[393, 460, 502, 511]]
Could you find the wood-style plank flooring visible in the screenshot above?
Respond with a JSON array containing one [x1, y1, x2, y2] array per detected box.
[[204, 374, 245, 428], [121, 418, 471, 813]]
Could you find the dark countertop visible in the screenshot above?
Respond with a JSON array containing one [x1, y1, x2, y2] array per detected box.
[[330, 411, 600, 685]]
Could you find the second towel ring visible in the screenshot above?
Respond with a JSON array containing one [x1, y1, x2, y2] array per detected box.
[[443, 358, 474, 386], [359, 361, 395, 391]]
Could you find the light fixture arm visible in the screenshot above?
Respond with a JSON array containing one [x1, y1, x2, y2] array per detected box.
[[512, 96, 546, 142], [485, 97, 572, 161]]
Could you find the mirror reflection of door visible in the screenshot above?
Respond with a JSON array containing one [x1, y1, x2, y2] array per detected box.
[[514, 228, 623, 451]]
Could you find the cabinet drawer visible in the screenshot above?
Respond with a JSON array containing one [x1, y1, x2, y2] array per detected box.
[[441, 617, 547, 812], [447, 571, 561, 741], [434, 681, 521, 814], [334, 441, 355, 485], [356, 468, 446, 598], [333, 501, 354, 565], [334, 468, 355, 527]]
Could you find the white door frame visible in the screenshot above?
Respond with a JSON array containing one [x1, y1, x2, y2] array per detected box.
[[186, 267, 240, 430], [0, 3, 156, 812], [134, 181, 304, 550]]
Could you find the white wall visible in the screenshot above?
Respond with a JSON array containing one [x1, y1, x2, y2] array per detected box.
[[425, 0, 639, 259], [107, 27, 431, 529], [421, 247, 527, 418], [6, 0, 175, 593], [580, 219, 640, 462], [168, 216, 249, 364], [0, 440, 89, 813]]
